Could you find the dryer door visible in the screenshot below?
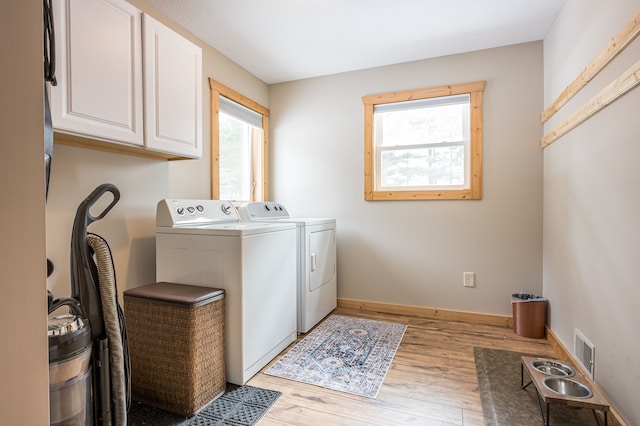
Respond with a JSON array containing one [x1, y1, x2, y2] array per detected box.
[[309, 228, 336, 292]]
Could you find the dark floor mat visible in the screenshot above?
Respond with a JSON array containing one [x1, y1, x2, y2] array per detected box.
[[128, 384, 281, 426], [474, 347, 599, 426]]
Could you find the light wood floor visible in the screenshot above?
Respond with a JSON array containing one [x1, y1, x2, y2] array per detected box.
[[248, 306, 558, 426]]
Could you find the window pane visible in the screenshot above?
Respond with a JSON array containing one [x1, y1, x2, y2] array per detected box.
[[219, 112, 258, 200], [211, 78, 269, 202], [380, 145, 465, 188], [376, 101, 468, 147]]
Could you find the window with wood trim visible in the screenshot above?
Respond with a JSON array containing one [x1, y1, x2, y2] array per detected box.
[[209, 78, 269, 201], [363, 81, 485, 200]]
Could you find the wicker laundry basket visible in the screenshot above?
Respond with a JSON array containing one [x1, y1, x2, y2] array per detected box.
[[124, 282, 225, 416]]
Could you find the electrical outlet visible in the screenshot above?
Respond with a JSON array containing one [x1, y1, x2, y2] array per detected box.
[[463, 272, 475, 288]]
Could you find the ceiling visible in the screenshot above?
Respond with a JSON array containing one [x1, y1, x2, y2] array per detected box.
[[143, 0, 566, 85]]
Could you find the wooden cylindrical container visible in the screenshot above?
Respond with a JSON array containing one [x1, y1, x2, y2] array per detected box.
[[512, 294, 547, 339]]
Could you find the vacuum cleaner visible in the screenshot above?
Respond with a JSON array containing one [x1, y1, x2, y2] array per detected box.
[[48, 184, 130, 425]]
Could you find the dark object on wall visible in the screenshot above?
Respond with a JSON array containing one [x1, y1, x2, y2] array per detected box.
[[43, 0, 56, 201], [44, 0, 57, 277]]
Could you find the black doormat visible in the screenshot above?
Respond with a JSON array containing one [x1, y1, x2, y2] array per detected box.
[[127, 384, 281, 426], [474, 347, 597, 426]]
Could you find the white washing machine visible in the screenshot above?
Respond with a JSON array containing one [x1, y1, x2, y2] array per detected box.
[[236, 202, 337, 333], [155, 199, 297, 385]]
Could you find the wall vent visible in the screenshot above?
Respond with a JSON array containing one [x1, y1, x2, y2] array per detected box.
[[574, 328, 595, 379]]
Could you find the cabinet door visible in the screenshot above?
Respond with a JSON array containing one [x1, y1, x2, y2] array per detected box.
[[51, 0, 144, 146], [142, 14, 203, 158]]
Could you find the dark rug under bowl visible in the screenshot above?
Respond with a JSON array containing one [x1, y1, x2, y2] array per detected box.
[[127, 384, 281, 426], [474, 347, 598, 426]]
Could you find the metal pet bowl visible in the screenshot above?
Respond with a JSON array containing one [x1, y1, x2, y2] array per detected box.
[[530, 359, 575, 377], [542, 377, 593, 399]]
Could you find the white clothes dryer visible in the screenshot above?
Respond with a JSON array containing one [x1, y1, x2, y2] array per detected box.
[[155, 199, 297, 385], [236, 202, 337, 333]]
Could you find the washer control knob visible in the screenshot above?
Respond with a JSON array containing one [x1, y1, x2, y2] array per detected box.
[[221, 204, 232, 215], [264, 204, 271, 211], [186, 206, 195, 214], [176, 207, 185, 216], [196, 205, 204, 213]]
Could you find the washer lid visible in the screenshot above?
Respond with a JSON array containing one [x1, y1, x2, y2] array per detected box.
[[265, 217, 336, 226], [156, 220, 295, 236]]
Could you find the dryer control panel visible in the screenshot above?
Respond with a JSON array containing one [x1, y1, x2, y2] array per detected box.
[[156, 199, 239, 226], [237, 201, 290, 220]]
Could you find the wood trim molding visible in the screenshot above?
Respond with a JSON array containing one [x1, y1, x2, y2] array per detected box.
[[470, 89, 483, 200], [337, 298, 512, 328], [208, 78, 269, 117], [262, 116, 270, 201], [541, 10, 640, 123], [541, 59, 640, 148], [363, 102, 374, 199], [362, 81, 486, 106], [210, 91, 220, 199], [545, 327, 628, 426]]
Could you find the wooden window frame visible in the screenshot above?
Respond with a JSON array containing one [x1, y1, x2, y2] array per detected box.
[[209, 78, 270, 201], [363, 81, 485, 201]]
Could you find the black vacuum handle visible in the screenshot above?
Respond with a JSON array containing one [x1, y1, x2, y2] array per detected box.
[[70, 183, 120, 340], [82, 183, 121, 227]]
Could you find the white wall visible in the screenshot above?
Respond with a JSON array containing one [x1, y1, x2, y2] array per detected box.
[[0, 1, 49, 423], [543, 0, 640, 424], [0, 1, 268, 421], [45, 0, 270, 301], [269, 42, 544, 316]]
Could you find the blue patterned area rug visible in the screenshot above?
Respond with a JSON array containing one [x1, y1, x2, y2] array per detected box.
[[265, 315, 407, 398]]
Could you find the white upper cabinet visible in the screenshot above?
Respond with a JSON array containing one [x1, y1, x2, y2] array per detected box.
[[51, 0, 144, 146], [51, 0, 203, 159], [142, 14, 203, 158]]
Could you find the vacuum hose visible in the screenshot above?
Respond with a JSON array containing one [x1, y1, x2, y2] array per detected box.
[[88, 233, 130, 426]]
